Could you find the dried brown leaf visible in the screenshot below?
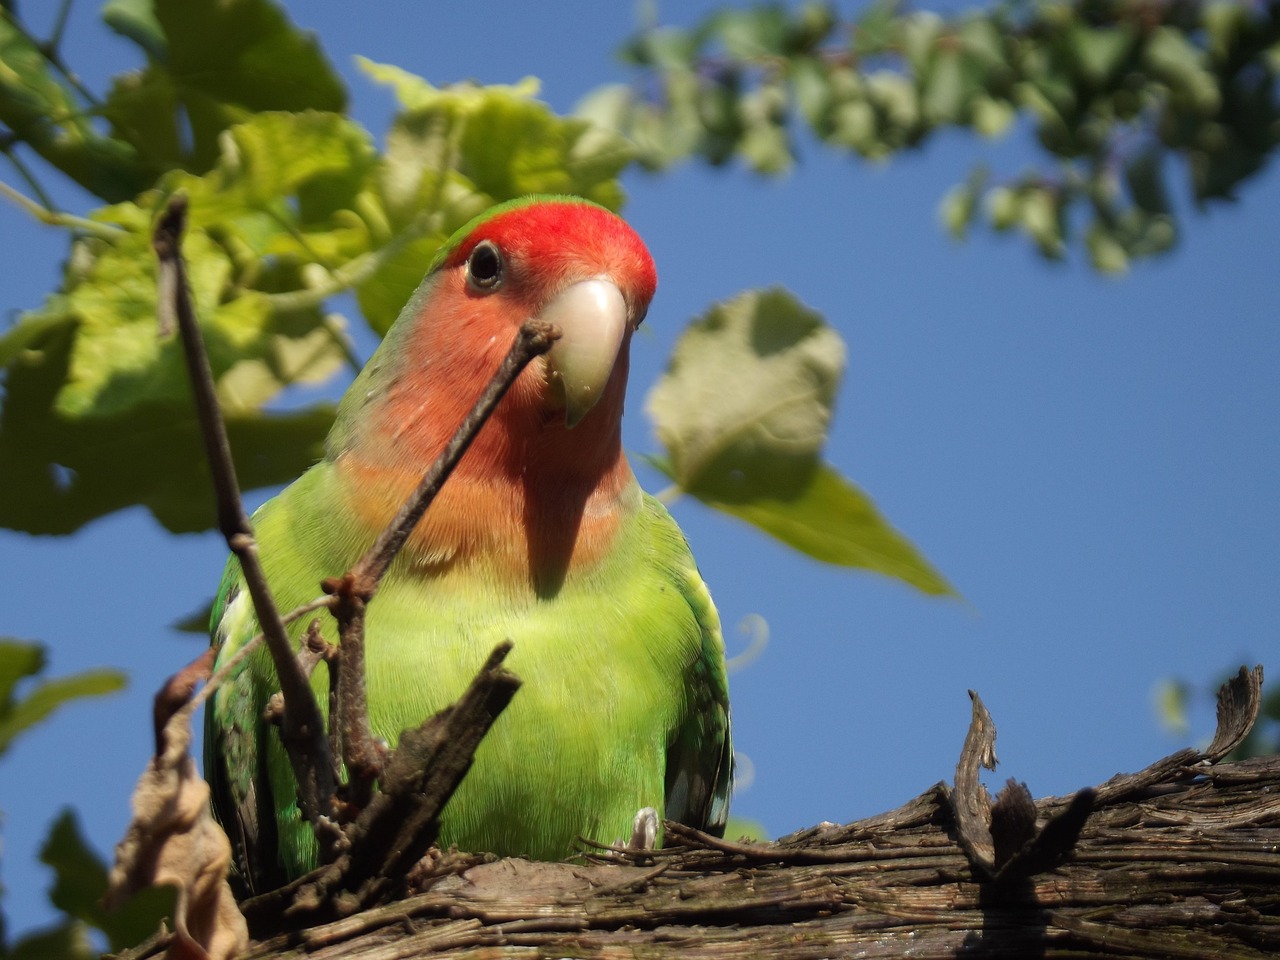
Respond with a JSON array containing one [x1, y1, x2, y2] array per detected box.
[[107, 651, 249, 960]]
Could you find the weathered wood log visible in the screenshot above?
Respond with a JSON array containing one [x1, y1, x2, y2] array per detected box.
[[118, 666, 1279, 959]]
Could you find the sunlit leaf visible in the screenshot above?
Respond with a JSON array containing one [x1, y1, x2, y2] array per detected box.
[[0, 17, 149, 200], [152, 0, 346, 168], [647, 289, 951, 594], [648, 288, 844, 502]]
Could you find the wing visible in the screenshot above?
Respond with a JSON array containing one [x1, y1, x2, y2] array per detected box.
[[647, 494, 734, 837], [203, 559, 283, 895]]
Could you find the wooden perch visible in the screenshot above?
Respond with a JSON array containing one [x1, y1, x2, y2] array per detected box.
[[114, 666, 1279, 960]]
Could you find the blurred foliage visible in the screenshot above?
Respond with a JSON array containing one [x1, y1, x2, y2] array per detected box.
[[0, 642, 143, 957], [580, 0, 1280, 272], [0, 0, 947, 598], [0, 639, 124, 757], [1156, 669, 1280, 758], [0, 807, 173, 959]]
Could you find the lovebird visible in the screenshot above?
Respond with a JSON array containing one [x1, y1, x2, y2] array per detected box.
[[205, 196, 732, 891]]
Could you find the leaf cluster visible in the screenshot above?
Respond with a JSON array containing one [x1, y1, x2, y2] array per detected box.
[[0, 0, 945, 591], [583, 0, 1280, 271]]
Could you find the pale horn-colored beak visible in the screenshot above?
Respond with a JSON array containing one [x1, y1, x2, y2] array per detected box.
[[540, 277, 628, 428]]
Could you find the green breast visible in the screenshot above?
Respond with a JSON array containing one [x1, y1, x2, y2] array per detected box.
[[230, 468, 716, 876]]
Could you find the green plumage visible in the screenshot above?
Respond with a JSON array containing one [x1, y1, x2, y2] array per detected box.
[[205, 197, 731, 892]]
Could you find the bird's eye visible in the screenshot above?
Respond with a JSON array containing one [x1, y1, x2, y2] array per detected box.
[[466, 241, 503, 291]]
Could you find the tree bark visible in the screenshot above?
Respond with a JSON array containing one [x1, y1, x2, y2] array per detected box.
[[118, 667, 1279, 959]]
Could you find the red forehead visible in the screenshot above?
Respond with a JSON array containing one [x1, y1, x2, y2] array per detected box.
[[444, 200, 657, 302]]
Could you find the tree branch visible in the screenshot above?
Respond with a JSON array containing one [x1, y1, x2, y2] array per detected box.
[[114, 665, 1276, 960], [321, 320, 558, 792], [153, 194, 339, 854]]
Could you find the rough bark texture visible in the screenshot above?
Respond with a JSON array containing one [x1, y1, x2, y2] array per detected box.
[[118, 667, 1278, 959]]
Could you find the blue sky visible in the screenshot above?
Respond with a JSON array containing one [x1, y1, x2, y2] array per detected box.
[[2, 0, 1277, 939]]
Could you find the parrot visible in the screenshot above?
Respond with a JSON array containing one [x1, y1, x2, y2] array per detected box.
[[205, 195, 733, 892]]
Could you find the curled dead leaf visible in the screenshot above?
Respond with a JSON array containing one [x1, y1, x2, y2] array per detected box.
[[106, 650, 249, 960]]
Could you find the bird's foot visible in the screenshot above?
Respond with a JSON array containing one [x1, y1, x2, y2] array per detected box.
[[628, 806, 659, 852]]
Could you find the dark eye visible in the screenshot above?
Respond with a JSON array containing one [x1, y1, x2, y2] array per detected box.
[[466, 240, 503, 291]]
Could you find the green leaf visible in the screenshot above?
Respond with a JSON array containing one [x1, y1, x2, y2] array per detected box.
[[647, 288, 844, 502], [0, 17, 150, 201], [1153, 678, 1191, 737], [939, 168, 986, 240], [922, 48, 967, 124], [707, 463, 954, 595], [723, 815, 769, 841], [0, 640, 126, 757], [0, 639, 45, 710], [1020, 186, 1065, 258], [1144, 26, 1221, 115], [1086, 222, 1129, 274], [1067, 24, 1135, 87], [713, 7, 790, 59], [6, 920, 96, 960], [0, 314, 336, 533], [354, 69, 634, 333], [102, 0, 167, 60], [151, 0, 347, 169], [646, 288, 952, 594], [40, 810, 174, 952]]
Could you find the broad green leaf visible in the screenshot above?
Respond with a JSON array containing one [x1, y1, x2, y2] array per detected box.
[[0, 17, 149, 201], [647, 288, 844, 502], [0, 304, 336, 532], [970, 94, 1015, 138], [710, 464, 953, 595], [1144, 26, 1221, 114], [900, 12, 944, 71], [714, 7, 790, 59], [0, 640, 125, 756], [1153, 678, 1192, 737], [40, 810, 174, 952], [102, 0, 167, 60], [986, 185, 1020, 230], [1020, 186, 1065, 258], [175, 111, 376, 235], [152, 0, 347, 168], [923, 48, 967, 124], [939, 168, 986, 239], [354, 69, 634, 333], [647, 288, 950, 594], [867, 71, 920, 141], [0, 638, 46, 724], [1203, 0, 1248, 62], [723, 815, 768, 841], [791, 56, 833, 129], [737, 83, 793, 173]]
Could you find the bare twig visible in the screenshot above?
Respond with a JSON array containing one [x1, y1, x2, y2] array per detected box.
[[322, 320, 559, 791], [153, 194, 338, 855], [289, 642, 522, 919], [355, 318, 560, 588]]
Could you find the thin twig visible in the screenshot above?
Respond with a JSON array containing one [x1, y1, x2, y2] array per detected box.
[[0, 178, 123, 236], [190, 595, 336, 711], [354, 318, 560, 588], [322, 319, 559, 789], [153, 194, 339, 855]]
